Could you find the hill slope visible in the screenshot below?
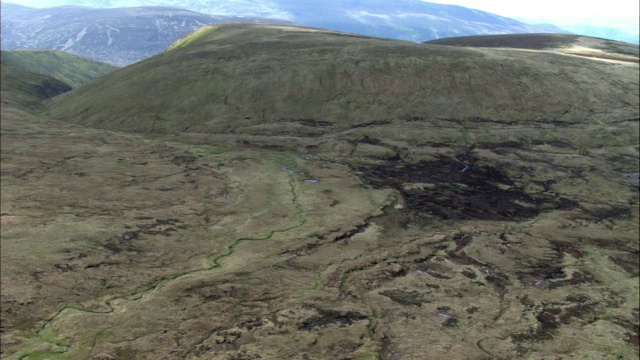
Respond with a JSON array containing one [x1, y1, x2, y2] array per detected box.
[[425, 33, 640, 63], [1, 64, 72, 111], [1, 50, 117, 87], [47, 23, 638, 136]]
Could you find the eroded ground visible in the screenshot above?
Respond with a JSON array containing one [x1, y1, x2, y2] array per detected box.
[[1, 107, 639, 359]]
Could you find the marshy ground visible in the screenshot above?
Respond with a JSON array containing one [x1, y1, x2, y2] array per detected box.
[[1, 26, 638, 359]]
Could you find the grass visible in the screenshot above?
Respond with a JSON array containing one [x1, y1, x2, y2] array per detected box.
[[0, 64, 71, 112], [45, 23, 639, 138], [1, 50, 117, 88], [1, 23, 638, 360]]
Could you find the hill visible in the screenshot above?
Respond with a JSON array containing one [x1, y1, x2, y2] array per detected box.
[[1, 64, 72, 111], [0, 3, 288, 66], [1, 50, 118, 88], [424, 33, 640, 63], [2, 24, 638, 360], [47, 24, 638, 137]]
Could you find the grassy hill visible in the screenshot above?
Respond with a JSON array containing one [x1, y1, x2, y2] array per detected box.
[[1, 63, 72, 112], [47, 24, 638, 138], [425, 33, 640, 63], [2, 24, 639, 360], [1, 50, 118, 88]]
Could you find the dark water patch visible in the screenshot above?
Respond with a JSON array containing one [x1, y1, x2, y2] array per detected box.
[[380, 289, 429, 307], [358, 156, 578, 221]]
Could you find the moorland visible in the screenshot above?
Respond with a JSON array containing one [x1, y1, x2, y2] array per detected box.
[[1, 24, 638, 359]]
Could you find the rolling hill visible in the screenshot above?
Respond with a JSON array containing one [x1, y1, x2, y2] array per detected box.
[[1, 64, 72, 111], [47, 24, 638, 137], [1, 50, 118, 88], [1, 24, 638, 360]]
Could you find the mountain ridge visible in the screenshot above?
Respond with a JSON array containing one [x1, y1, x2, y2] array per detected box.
[[1, 1, 571, 65], [47, 23, 638, 137]]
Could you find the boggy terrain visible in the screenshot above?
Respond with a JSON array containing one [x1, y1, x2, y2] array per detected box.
[[1, 24, 639, 359]]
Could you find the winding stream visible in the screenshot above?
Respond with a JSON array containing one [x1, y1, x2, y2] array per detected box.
[[15, 164, 307, 360]]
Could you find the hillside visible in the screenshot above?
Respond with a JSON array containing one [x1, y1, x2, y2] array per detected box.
[[2, 24, 639, 360], [425, 33, 640, 63], [47, 24, 638, 136], [1, 50, 118, 88], [1, 64, 72, 111], [0, 3, 287, 66]]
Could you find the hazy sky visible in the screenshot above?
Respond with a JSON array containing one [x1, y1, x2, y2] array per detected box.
[[425, 0, 639, 29]]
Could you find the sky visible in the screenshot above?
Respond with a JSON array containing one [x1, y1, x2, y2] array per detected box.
[[424, 0, 639, 31]]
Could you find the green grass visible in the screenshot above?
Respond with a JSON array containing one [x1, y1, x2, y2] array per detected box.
[[1, 50, 117, 88], [45, 23, 638, 138], [1, 64, 71, 112]]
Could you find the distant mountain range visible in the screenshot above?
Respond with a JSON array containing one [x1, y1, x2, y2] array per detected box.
[[0, 3, 286, 66], [36, 0, 568, 41], [1, 1, 569, 66]]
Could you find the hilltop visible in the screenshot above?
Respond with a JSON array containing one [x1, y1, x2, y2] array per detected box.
[[425, 33, 640, 63], [2, 24, 638, 360]]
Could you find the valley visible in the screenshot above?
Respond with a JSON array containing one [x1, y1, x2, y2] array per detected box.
[[0, 24, 638, 360]]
